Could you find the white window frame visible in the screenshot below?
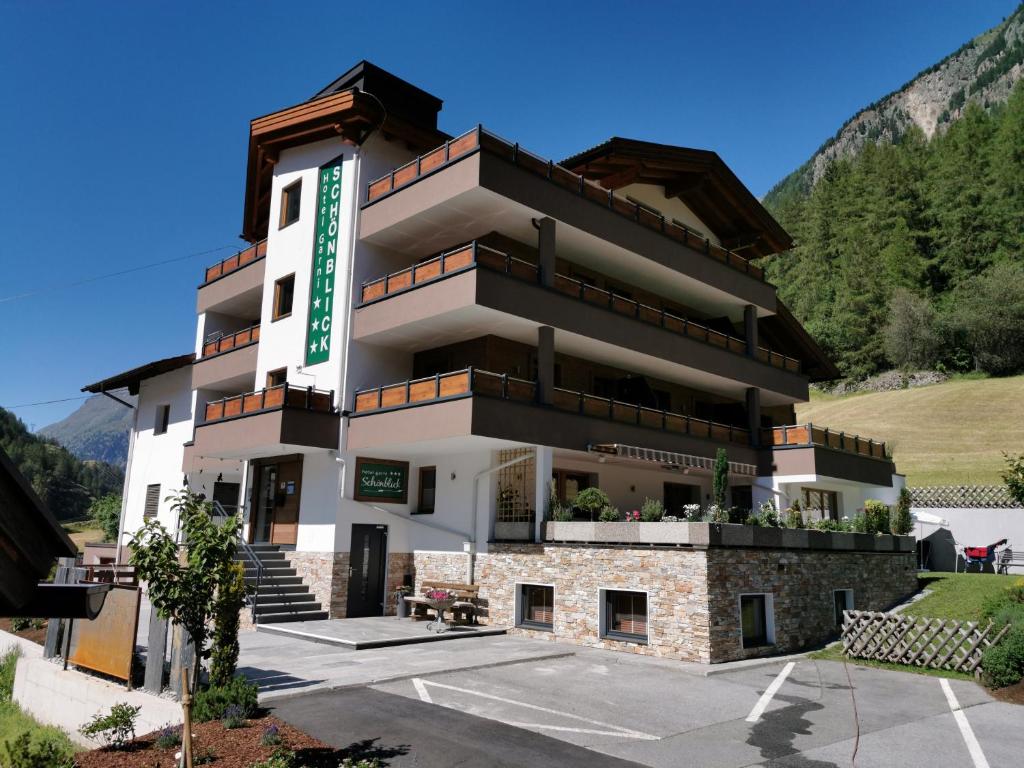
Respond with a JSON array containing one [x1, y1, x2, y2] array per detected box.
[[738, 592, 775, 648], [514, 581, 555, 631], [833, 588, 854, 628], [598, 587, 650, 644]]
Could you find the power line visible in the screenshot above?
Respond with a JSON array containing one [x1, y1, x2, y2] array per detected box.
[[2, 387, 131, 410], [0, 244, 239, 304]]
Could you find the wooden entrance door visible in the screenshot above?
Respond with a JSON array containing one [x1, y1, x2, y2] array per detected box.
[[346, 524, 388, 617], [270, 460, 302, 545]]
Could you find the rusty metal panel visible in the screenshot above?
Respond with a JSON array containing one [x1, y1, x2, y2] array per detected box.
[[67, 584, 140, 682]]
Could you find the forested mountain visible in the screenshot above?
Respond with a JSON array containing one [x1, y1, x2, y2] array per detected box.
[[40, 394, 135, 467], [1, 407, 124, 520], [761, 5, 1024, 381]]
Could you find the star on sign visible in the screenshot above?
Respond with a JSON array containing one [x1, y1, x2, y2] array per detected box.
[[313, 296, 321, 310], [311, 319, 319, 331], [309, 342, 317, 355]]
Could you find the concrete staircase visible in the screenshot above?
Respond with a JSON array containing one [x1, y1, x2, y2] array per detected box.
[[237, 543, 328, 624]]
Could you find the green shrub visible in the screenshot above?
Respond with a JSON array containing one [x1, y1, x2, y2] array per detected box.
[[341, 759, 383, 768], [744, 514, 762, 527], [712, 448, 728, 509], [89, 493, 122, 543], [250, 748, 299, 768], [0, 648, 19, 702], [982, 624, 1024, 689], [597, 505, 620, 522], [79, 702, 140, 749], [550, 502, 573, 522], [210, 562, 246, 688], [191, 676, 259, 723], [640, 497, 664, 522], [3, 730, 75, 768], [707, 504, 730, 524], [757, 501, 782, 528], [863, 500, 890, 535], [154, 723, 181, 749], [785, 506, 803, 529], [573, 488, 610, 520], [891, 488, 913, 535]]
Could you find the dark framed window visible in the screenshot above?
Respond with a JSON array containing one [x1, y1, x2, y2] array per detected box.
[[518, 584, 553, 630], [732, 485, 753, 513], [740, 593, 774, 648], [417, 467, 436, 514], [664, 482, 700, 516], [144, 484, 161, 520], [833, 589, 854, 628], [154, 404, 170, 435], [273, 274, 295, 321], [802, 488, 839, 521], [266, 368, 287, 388], [279, 179, 301, 229], [602, 590, 647, 643]]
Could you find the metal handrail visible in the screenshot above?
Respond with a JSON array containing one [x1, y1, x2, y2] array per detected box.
[[211, 500, 262, 624], [202, 239, 267, 284]]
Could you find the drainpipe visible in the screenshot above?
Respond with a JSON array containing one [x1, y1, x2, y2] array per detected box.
[[470, 452, 534, 583]]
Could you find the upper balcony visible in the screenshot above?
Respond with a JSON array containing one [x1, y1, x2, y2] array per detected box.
[[354, 242, 807, 404], [360, 127, 778, 314], [763, 423, 896, 487], [346, 367, 760, 467], [197, 240, 266, 316], [191, 324, 260, 391], [187, 383, 339, 462]]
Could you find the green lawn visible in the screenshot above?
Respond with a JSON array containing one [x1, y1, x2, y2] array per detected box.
[[797, 374, 1024, 485]]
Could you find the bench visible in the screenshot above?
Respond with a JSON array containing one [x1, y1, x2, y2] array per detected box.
[[404, 581, 480, 625], [998, 548, 1024, 575]]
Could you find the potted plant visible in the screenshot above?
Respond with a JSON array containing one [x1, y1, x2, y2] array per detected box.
[[395, 584, 412, 618], [423, 587, 458, 633]]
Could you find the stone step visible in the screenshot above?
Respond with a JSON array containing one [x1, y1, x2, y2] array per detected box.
[[254, 592, 316, 605], [246, 575, 303, 587], [249, 543, 282, 552], [255, 601, 323, 616], [235, 550, 286, 562], [257, 610, 329, 624], [252, 584, 309, 595], [243, 565, 296, 577]]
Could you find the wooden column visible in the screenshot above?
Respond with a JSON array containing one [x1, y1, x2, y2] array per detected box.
[[746, 387, 761, 446], [744, 304, 758, 357], [537, 326, 554, 405], [538, 218, 556, 288]]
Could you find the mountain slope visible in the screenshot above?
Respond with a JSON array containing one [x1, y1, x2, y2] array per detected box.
[[39, 393, 135, 467], [796, 376, 1024, 486], [766, 3, 1024, 208]]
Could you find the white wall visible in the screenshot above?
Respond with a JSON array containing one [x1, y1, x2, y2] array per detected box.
[[916, 507, 1024, 574], [551, 454, 711, 514], [761, 472, 906, 519], [618, 182, 721, 246]]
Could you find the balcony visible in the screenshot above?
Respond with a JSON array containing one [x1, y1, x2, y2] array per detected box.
[[189, 383, 339, 461], [359, 242, 800, 374], [346, 368, 759, 461], [197, 241, 266, 315], [765, 423, 895, 486], [191, 324, 260, 391]]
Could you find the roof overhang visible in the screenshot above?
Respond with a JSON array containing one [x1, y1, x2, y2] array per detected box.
[[82, 352, 194, 396], [561, 137, 793, 258]]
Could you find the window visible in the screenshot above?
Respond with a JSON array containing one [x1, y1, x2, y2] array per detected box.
[[279, 179, 301, 228], [143, 484, 161, 520], [833, 589, 854, 628], [266, 368, 287, 388], [602, 589, 648, 643], [273, 274, 295, 320], [417, 467, 436, 514], [518, 584, 554, 630], [154, 404, 170, 435], [802, 488, 839, 521], [664, 482, 700, 516], [732, 485, 753, 513], [740, 593, 774, 648]]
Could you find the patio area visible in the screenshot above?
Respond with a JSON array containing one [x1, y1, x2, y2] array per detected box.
[[256, 616, 509, 650]]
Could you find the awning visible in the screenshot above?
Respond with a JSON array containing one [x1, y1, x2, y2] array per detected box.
[[913, 511, 949, 527], [588, 443, 758, 476]]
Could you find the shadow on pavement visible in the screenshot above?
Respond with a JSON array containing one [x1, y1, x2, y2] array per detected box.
[[747, 695, 841, 768]]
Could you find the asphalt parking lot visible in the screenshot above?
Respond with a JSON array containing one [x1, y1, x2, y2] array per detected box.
[[274, 644, 1022, 768]]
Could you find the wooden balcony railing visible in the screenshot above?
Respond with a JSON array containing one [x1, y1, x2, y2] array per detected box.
[[204, 383, 335, 423], [762, 424, 889, 459], [80, 564, 138, 586], [203, 240, 267, 284], [364, 126, 765, 281], [201, 324, 261, 357], [359, 241, 801, 373], [351, 368, 751, 446]]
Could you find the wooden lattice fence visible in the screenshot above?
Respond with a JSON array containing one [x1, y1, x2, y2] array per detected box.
[[910, 485, 1022, 509], [841, 610, 1011, 675]]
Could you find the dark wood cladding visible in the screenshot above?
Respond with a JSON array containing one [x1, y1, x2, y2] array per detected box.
[[770, 445, 895, 487]]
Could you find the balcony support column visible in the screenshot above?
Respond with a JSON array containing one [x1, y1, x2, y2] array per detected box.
[[746, 387, 761, 447], [744, 304, 758, 358], [537, 325, 555, 405], [537, 217, 556, 288], [534, 445, 553, 543]]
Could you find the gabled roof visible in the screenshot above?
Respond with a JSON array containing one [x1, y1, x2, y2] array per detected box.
[[82, 353, 194, 396], [561, 137, 793, 258]]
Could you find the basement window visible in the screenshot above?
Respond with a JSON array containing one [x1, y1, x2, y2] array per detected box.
[[740, 593, 775, 648], [279, 179, 302, 229], [154, 404, 170, 435], [518, 584, 554, 631], [833, 589, 854, 628], [601, 589, 648, 643]]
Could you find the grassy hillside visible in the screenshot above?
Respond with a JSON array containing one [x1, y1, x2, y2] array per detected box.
[[796, 375, 1024, 486]]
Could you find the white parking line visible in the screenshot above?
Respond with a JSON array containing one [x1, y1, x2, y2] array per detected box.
[[940, 678, 990, 768], [745, 661, 796, 723], [410, 678, 658, 740]]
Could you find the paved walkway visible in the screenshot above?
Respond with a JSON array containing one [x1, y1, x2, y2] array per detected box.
[[256, 615, 507, 649]]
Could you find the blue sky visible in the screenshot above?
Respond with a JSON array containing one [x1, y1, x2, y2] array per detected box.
[[0, 0, 1016, 430]]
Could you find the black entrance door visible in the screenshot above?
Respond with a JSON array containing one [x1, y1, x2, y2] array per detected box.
[[346, 524, 388, 618]]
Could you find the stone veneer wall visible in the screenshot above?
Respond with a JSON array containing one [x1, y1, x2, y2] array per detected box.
[[475, 543, 917, 664], [478, 544, 712, 662], [386, 552, 415, 616], [705, 548, 917, 662], [285, 551, 348, 618], [413, 551, 472, 591]]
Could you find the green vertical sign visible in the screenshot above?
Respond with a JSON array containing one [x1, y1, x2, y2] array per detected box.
[[305, 157, 344, 366]]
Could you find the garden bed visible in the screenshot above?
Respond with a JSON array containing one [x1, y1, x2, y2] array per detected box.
[[74, 715, 351, 768], [0, 618, 47, 645]]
